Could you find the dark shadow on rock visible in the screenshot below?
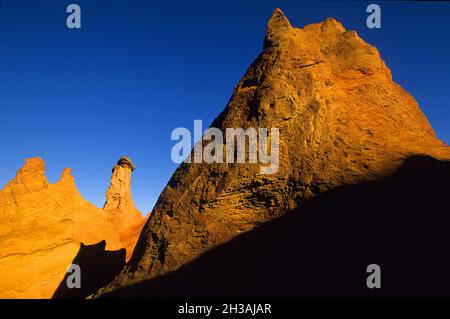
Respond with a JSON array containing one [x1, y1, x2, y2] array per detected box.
[[52, 240, 125, 299], [101, 155, 450, 298]]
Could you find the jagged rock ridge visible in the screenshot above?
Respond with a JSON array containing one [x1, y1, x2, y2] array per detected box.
[[0, 157, 145, 298], [102, 8, 450, 293]]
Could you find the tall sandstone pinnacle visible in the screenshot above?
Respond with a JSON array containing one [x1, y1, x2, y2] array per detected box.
[[104, 157, 147, 260], [102, 9, 450, 291], [0, 157, 145, 298], [104, 156, 136, 211]]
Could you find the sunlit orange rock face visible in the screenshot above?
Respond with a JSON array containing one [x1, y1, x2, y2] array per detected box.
[[103, 157, 147, 260], [100, 9, 450, 293], [0, 157, 145, 298]]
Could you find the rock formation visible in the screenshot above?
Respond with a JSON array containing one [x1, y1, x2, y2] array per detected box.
[[104, 156, 147, 260], [0, 157, 145, 298], [104, 156, 136, 211], [100, 9, 450, 293]]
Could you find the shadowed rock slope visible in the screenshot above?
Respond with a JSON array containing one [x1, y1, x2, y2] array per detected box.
[[100, 9, 450, 294], [101, 156, 450, 298], [53, 241, 126, 299]]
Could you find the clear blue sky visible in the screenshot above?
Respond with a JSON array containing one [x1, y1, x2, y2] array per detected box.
[[1, 1, 449, 214]]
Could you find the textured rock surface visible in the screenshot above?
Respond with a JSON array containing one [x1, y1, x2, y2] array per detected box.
[[0, 157, 144, 298], [101, 8, 450, 292], [104, 156, 146, 260]]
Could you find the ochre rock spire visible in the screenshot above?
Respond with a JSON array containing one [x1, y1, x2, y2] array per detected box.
[[103, 156, 146, 261], [104, 156, 136, 211]]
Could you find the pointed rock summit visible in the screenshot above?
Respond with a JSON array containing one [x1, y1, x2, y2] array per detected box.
[[100, 9, 450, 293], [264, 8, 293, 48], [0, 157, 145, 298], [3, 158, 48, 196]]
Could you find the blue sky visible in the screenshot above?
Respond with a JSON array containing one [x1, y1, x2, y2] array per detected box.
[[1, 1, 449, 214]]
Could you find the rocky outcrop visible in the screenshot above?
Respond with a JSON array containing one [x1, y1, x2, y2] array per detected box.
[[0, 157, 145, 298], [104, 156, 136, 211], [101, 9, 450, 292], [104, 156, 146, 260]]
